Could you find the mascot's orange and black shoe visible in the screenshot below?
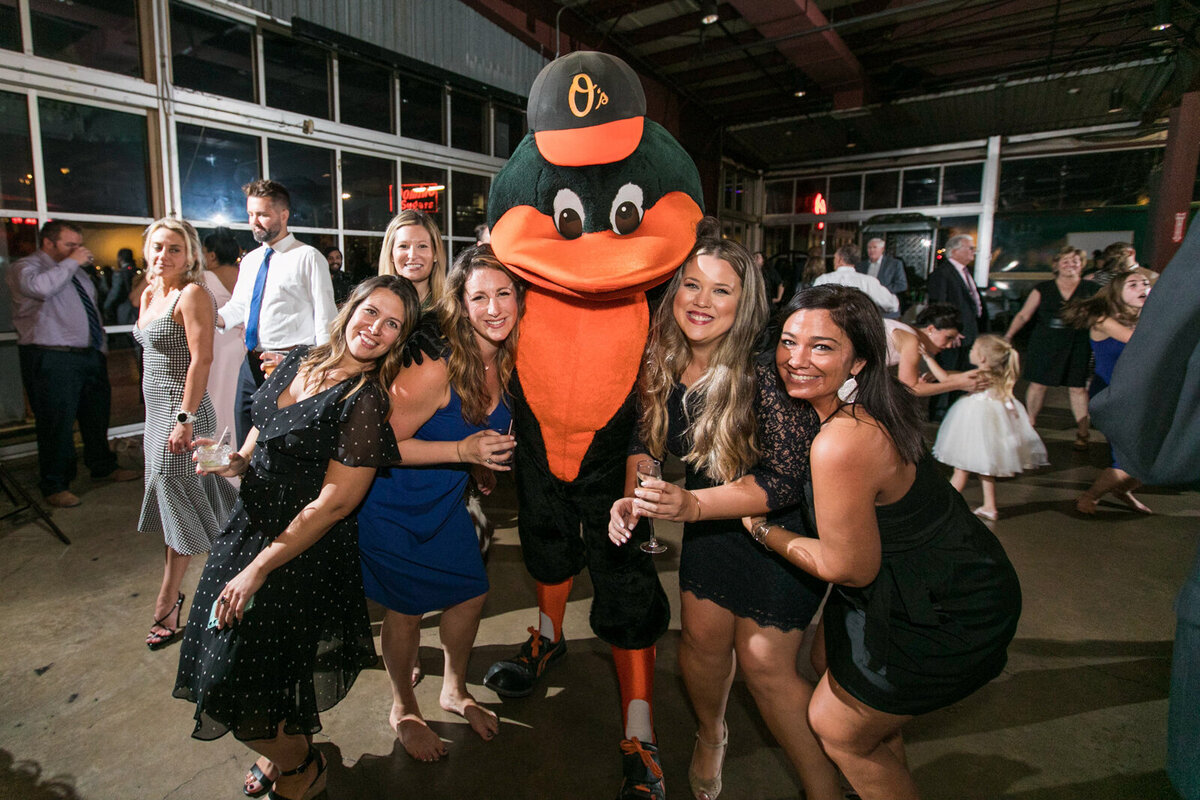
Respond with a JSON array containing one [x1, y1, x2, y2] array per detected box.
[[484, 51, 702, 800]]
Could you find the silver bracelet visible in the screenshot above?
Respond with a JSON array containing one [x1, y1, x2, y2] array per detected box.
[[751, 520, 773, 548]]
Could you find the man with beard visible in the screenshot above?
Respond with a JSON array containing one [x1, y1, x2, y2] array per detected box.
[[217, 179, 336, 445]]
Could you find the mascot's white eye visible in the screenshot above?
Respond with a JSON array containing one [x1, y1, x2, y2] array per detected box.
[[553, 188, 585, 240], [610, 183, 644, 236]]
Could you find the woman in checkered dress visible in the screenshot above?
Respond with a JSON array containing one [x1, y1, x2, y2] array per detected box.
[[134, 218, 237, 650]]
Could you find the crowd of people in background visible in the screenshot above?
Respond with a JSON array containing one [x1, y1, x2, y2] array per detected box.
[[4, 175, 1171, 800]]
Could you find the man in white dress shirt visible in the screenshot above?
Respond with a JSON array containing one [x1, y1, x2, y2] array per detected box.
[[813, 244, 900, 315], [217, 179, 336, 445]]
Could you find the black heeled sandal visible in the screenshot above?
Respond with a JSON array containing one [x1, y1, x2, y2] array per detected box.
[[266, 746, 326, 800], [146, 592, 184, 650], [243, 759, 276, 798]]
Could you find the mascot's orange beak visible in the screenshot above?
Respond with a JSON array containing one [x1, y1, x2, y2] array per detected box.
[[491, 192, 703, 300]]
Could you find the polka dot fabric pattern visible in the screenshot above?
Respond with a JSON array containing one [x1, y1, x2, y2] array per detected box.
[[133, 289, 236, 555], [172, 348, 399, 742]]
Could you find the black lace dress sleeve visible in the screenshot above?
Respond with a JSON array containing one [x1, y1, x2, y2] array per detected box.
[[748, 358, 820, 511], [336, 383, 400, 467]]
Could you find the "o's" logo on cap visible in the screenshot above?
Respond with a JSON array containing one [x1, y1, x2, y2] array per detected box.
[[568, 72, 610, 118]]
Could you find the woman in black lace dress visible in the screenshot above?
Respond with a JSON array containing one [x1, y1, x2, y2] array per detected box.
[[609, 231, 841, 800], [743, 286, 1020, 800], [173, 275, 419, 800]]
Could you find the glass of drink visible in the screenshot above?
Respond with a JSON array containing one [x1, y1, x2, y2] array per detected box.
[[636, 458, 668, 554], [197, 430, 233, 471]]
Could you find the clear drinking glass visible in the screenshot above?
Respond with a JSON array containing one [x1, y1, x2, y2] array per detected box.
[[197, 429, 233, 471], [636, 458, 668, 555]]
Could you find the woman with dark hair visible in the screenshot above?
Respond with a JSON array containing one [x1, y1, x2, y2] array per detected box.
[[740, 285, 1020, 799], [357, 245, 522, 762], [174, 274, 419, 800], [609, 228, 841, 800], [202, 227, 244, 447], [1003, 246, 1099, 447], [1062, 268, 1157, 514]]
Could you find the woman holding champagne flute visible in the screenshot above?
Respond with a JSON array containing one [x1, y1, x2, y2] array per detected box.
[[609, 224, 841, 800]]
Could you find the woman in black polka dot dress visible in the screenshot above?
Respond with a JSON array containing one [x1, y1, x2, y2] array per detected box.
[[173, 276, 418, 800]]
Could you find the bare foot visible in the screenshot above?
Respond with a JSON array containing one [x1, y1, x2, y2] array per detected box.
[[1115, 490, 1153, 514], [441, 690, 499, 741], [1075, 493, 1098, 515], [390, 705, 447, 761]]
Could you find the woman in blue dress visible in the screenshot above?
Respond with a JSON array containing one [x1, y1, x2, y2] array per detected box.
[[358, 245, 522, 762]]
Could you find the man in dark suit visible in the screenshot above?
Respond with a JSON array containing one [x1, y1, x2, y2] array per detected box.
[[926, 234, 988, 419], [857, 237, 907, 318]]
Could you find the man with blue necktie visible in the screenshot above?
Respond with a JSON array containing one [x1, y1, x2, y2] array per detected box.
[[217, 180, 336, 445], [7, 221, 138, 507]]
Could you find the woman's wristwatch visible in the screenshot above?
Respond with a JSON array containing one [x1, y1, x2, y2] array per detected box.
[[176, 409, 197, 425], [750, 519, 773, 548]]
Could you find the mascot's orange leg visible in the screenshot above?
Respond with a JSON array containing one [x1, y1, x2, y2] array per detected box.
[[614, 646, 665, 799], [536, 578, 572, 642], [482, 579, 571, 699]]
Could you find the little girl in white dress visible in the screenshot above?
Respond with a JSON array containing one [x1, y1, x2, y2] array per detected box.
[[931, 334, 1048, 520]]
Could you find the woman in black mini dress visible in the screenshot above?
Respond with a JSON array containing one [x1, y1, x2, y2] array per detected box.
[[173, 276, 418, 800]]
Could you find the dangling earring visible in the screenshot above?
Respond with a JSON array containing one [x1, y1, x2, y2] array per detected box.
[[838, 373, 859, 402]]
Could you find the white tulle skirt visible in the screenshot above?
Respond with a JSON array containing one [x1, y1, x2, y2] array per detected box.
[[933, 391, 1049, 477]]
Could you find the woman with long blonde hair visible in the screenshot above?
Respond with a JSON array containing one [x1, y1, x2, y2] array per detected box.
[[378, 209, 447, 308], [175, 274, 419, 800], [135, 217, 238, 650], [609, 224, 842, 800], [1063, 267, 1157, 514], [358, 245, 523, 762]]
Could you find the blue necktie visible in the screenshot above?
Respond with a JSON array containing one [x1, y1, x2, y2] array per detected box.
[[71, 274, 104, 350], [244, 247, 274, 351]]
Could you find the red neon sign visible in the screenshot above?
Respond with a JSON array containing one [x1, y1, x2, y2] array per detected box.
[[812, 192, 827, 215], [400, 183, 444, 214]]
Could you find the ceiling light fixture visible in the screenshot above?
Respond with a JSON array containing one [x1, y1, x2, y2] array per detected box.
[[794, 89, 807, 98], [1151, 0, 1172, 30], [700, 1, 719, 26], [1108, 89, 1125, 113]]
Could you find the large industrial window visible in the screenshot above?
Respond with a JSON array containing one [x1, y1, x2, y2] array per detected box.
[[268, 139, 335, 228], [341, 152, 395, 231], [494, 104, 525, 159], [30, 0, 141, 78], [400, 77, 444, 145], [339, 55, 392, 133], [863, 171, 900, 210], [400, 162, 447, 235], [1, 90, 36, 211], [450, 91, 487, 154], [177, 123, 260, 224], [942, 163, 983, 204], [827, 174, 862, 213], [170, 2, 255, 103], [999, 149, 1161, 211], [453, 171, 490, 237], [263, 30, 329, 119], [38, 98, 149, 217], [901, 167, 939, 208], [1, 0, 19, 51]]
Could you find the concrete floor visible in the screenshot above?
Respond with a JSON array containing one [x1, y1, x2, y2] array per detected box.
[[1, 401, 1197, 800]]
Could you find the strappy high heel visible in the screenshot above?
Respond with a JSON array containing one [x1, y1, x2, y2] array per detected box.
[[146, 592, 184, 650], [688, 722, 729, 800], [266, 746, 326, 800]]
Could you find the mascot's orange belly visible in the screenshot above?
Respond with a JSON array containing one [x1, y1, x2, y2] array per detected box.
[[517, 287, 647, 482]]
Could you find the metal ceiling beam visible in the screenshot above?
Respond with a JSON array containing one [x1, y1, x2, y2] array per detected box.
[[726, 0, 868, 108]]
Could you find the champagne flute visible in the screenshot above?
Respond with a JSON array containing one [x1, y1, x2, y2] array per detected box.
[[636, 458, 668, 555]]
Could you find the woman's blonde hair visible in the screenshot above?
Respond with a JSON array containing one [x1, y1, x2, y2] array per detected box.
[[1052, 245, 1087, 273], [378, 210, 447, 308], [637, 223, 769, 483], [972, 334, 1020, 401], [143, 217, 204, 287], [434, 245, 525, 426], [1062, 267, 1157, 330], [300, 275, 420, 403]]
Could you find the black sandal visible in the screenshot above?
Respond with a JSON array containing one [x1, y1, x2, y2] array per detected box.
[[266, 746, 327, 800], [146, 592, 184, 650], [243, 759, 276, 798]]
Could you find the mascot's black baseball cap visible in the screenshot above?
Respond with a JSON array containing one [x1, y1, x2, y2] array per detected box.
[[528, 51, 646, 168]]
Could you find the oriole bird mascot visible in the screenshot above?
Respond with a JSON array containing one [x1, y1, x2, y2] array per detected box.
[[482, 51, 703, 799]]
